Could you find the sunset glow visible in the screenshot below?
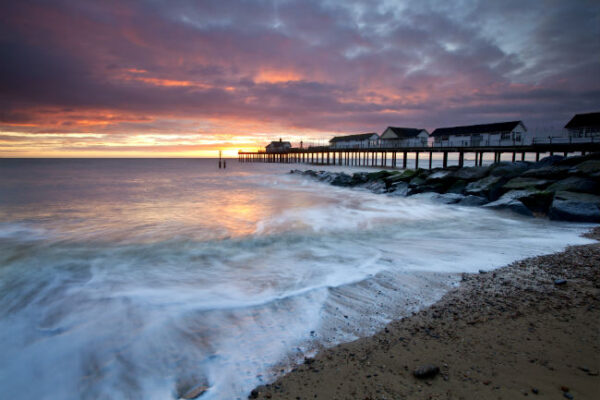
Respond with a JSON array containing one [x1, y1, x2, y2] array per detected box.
[[1, 0, 599, 157]]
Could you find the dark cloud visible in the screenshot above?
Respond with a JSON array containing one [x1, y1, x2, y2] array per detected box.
[[0, 0, 599, 143]]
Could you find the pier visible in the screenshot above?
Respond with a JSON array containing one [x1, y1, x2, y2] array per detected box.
[[239, 142, 600, 169]]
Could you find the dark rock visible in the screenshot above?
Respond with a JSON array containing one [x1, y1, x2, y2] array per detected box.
[[249, 389, 259, 399], [351, 172, 369, 185], [532, 388, 539, 394], [364, 180, 387, 193], [447, 179, 468, 194], [366, 171, 392, 182], [502, 177, 552, 191], [385, 169, 418, 183], [330, 173, 353, 187], [451, 166, 490, 181], [458, 195, 488, 206], [549, 191, 600, 222], [556, 152, 600, 167], [408, 176, 427, 188], [425, 169, 454, 183], [563, 393, 573, 400], [434, 193, 465, 204], [533, 155, 564, 168], [388, 181, 409, 196], [484, 195, 533, 217], [521, 165, 571, 180], [570, 159, 600, 176], [554, 279, 567, 285], [517, 190, 554, 213], [547, 176, 599, 193], [181, 385, 209, 399], [465, 175, 507, 200], [413, 365, 440, 379], [489, 161, 531, 178]]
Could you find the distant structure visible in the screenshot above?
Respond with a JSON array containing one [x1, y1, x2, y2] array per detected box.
[[380, 127, 429, 147], [329, 133, 379, 149], [266, 138, 291, 153], [564, 112, 600, 139], [430, 121, 527, 147]]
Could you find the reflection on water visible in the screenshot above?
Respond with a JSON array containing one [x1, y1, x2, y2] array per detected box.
[[0, 159, 595, 400]]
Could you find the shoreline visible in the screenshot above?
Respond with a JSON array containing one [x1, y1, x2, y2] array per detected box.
[[250, 227, 600, 399]]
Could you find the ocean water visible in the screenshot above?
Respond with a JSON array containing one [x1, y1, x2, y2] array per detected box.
[[0, 158, 594, 400]]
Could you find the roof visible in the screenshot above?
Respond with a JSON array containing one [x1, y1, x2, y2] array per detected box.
[[430, 121, 524, 137], [329, 133, 378, 143], [564, 112, 600, 129], [266, 141, 291, 148], [382, 127, 427, 139]]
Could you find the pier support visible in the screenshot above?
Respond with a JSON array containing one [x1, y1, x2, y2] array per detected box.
[[443, 152, 448, 169]]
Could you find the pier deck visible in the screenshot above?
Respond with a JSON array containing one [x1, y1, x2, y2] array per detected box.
[[239, 142, 600, 169]]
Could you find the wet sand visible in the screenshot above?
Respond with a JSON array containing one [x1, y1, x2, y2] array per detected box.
[[252, 227, 600, 400]]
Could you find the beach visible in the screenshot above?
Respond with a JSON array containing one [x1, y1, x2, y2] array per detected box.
[[252, 228, 600, 400]]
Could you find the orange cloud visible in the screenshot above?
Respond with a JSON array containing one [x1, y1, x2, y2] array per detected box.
[[254, 69, 304, 84]]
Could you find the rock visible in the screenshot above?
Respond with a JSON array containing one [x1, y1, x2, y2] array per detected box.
[[484, 195, 533, 217], [451, 166, 490, 181], [458, 195, 488, 206], [465, 175, 506, 200], [351, 172, 369, 185], [563, 393, 573, 400], [560, 386, 569, 392], [489, 161, 531, 178], [366, 171, 393, 182], [547, 176, 599, 194], [425, 169, 454, 183], [249, 389, 259, 399], [364, 180, 387, 194], [533, 155, 564, 168], [521, 165, 571, 180], [385, 169, 418, 183], [497, 190, 555, 213], [549, 191, 600, 222], [434, 193, 465, 204], [408, 175, 427, 188], [181, 385, 209, 399], [502, 177, 552, 191], [447, 179, 468, 194], [388, 181, 409, 196], [532, 388, 539, 394], [554, 279, 567, 285], [330, 173, 353, 187], [570, 159, 600, 176], [413, 365, 440, 379]]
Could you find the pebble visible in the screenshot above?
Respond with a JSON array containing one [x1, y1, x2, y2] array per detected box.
[[563, 393, 574, 400], [531, 388, 539, 394], [412, 365, 440, 379], [554, 279, 567, 285]]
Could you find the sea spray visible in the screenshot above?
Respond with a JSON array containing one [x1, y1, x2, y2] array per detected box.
[[0, 159, 595, 399]]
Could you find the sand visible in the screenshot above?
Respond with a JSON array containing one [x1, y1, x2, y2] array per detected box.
[[251, 228, 600, 400]]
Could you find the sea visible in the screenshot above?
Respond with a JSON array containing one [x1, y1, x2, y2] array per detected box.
[[0, 158, 594, 400]]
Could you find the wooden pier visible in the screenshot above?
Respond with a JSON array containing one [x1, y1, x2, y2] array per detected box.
[[239, 142, 600, 169]]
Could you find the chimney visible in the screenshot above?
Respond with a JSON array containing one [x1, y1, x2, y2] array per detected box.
[[279, 138, 282, 142]]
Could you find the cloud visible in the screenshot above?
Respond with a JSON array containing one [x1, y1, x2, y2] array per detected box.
[[0, 0, 599, 155]]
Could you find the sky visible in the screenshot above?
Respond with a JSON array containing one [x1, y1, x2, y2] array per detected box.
[[1, 0, 599, 157]]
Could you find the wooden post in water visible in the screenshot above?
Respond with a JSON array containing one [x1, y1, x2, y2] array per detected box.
[[429, 151, 433, 169], [443, 152, 448, 168], [415, 152, 419, 169], [458, 151, 464, 168], [403, 151, 407, 169], [219, 150, 222, 168]]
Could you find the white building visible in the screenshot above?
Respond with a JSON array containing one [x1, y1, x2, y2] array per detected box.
[[266, 138, 291, 153], [329, 133, 379, 149], [431, 121, 527, 147], [564, 112, 600, 140], [380, 126, 429, 147]]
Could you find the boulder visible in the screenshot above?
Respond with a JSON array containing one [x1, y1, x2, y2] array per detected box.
[[388, 181, 409, 196], [446, 179, 468, 194], [425, 169, 454, 183], [570, 159, 600, 176], [351, 172, 369, 185], [364, 180, 387, 193], [521, 165, 571, 180], [556, 152, 600, 167], [433, 193, 465, 204], [330, 173, 354, 187], [451, 166, 490, 181], [384, 169, 417, 185], [547, 176, 599, 193], [408, 175, 427, 188], [366, 170, 393, 182], [465, 175, 506, 200], [502, 177, 553, 191], [458, 195, 488, 206], [533, 155, 564, 168], [549, 191, 600, 222], [489, 161, 531, 178], [484, 194, 534, 217]]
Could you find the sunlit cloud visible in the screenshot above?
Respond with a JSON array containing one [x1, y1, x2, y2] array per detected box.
[[0, 0, 598, 157]]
